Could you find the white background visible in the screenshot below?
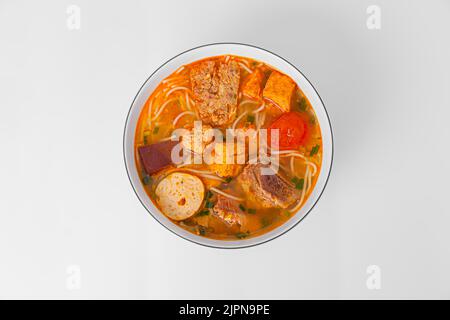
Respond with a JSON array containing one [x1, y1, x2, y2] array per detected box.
[[1, 0, 449, 299]]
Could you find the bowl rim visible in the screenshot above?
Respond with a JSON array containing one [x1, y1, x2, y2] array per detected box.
[[123, 42, 334, 249]]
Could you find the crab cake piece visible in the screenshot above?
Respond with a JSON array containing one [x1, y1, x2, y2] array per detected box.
[[155, 172, 205, 220], [263, 71, 296, 112], [190, 60, 240, 126]]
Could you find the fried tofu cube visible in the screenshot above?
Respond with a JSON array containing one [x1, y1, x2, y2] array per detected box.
[[242, 70, 263, 100], [208, 142, 243, 178], [209, 163, 241, 178], [263, 71, 296, 112]]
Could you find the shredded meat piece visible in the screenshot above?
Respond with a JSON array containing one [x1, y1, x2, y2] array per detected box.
[[212, 194, 244, 226], [190, 60, 240, 126], [237, 164, 300, 209]]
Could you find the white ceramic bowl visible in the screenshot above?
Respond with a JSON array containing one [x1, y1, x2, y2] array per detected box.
[[123, 43, 333, 248]]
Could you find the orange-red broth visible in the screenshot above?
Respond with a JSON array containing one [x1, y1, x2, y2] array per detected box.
[[135, 55, 322, 240]]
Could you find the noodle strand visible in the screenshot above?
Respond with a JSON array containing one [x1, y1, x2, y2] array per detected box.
[[152, 98, 177, 121], [172, 111, 196, 127], [210, 187, 244, 202]]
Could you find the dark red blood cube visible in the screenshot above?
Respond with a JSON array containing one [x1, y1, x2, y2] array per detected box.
[[138, 140, 178, 175]]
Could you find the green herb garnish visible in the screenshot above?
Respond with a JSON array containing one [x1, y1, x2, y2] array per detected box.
[[239, 204, 246, 212], [198, 226, 206, 236], [224, 177, 233, 183], [247, 208, 257, 214], [153, 126, 159, 135], [247, 115, 255, 124], [143, 130, 150, 144], [205, 201, 214, 208], [235, 231, 250, 239], [310, 145, 320, 156], [206, 190, 213, 199], [295, 178, 304, 190], [298, 97, 307, 111], [291, 176, 304, 189], [142, 175, 152, 185], [196, 210, 210, 217], [261, 217, 271, 228]]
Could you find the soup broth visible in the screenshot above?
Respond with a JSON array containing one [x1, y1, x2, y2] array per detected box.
[[135, 55, 322, 240]]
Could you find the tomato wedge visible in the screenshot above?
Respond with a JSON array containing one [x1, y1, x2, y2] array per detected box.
[[268, 112, 309, 150]]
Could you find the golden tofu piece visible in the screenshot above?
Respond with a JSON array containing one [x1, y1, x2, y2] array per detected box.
[[209, 163, 241, 178], [242, 70, 263, 100], [208, 142, 243, 178], [263, 71, 296, 112]]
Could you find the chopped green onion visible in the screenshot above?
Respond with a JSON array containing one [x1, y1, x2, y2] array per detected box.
[[205, 201, 214, 208], [239, 204, 246, 212], [291, 177, 299, 184], [298, 97, 307, 111], [142, 175, 152, 185], [247, 208, 257, 214], [153, 126, 159, 135], [224, 177, 233, 183], [198, 226, 206, 236], [261, 217, 271, 228], [196, 210, 210, 217], [235, 231, 250, 239], [310, 145, 320, 156], [295, 178, 304, 190], [246, 115, 255, 123], [206, 190, 213, 199]]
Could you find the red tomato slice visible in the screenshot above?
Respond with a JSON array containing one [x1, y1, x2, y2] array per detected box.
[[268, 112, 309, 150]]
